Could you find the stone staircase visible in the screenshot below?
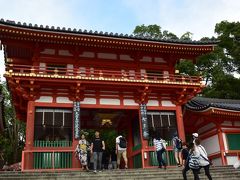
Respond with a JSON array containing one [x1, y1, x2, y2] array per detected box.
[[0, 166, 240, 180]]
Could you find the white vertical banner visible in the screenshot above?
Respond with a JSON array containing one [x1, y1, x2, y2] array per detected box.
[[73, 101, 80, 139]]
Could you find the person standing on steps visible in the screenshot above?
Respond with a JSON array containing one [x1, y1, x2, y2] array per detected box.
[[75, 134, 90, 171], [91, 131, 105, 173], [110, 149, 117, 169], [116, 134, 128, 169], [182, 142, 194, 180], [188, 142, 201, 180], [153, 133, 167, 169], [172, 133, 183, 167], [195, 138, 212, 180], [192, 133, 199, 145]]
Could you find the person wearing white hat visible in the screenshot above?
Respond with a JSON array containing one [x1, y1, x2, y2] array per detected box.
[[192, 133, 199, 145]]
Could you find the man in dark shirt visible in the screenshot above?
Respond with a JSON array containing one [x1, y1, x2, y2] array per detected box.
[[91, 131, 105, 173]]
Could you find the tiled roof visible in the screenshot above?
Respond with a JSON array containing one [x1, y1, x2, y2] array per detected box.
[[0, 18, 218, 45], [185, 97, 240, 112]]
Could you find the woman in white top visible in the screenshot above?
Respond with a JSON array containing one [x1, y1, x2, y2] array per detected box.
[[153, 134, 167, 169], [195, 138, 212, 180]]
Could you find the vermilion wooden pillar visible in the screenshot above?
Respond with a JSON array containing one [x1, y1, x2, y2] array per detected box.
[[217, 127, 227, 165], [127, 116, 133, 168], [24, 100, 35, 169], [72, 140, 80, 168], [176, 105, 186, 142]]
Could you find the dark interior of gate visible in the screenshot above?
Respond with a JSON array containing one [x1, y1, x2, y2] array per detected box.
[[33, 107, 179, 169], [33, 107, 139, 153]]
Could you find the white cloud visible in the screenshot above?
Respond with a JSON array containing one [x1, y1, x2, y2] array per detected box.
[[1, 0, 240, 81], [121, 0, 240, 40], [0, 0, 90, 81]]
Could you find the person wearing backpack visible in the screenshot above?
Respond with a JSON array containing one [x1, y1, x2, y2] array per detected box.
[[116, 135, 128, 169], [195, 138, 212, 180], [172, 133, 183, 167], [153, 133, 167, 169], [182, 142, 194, 180]]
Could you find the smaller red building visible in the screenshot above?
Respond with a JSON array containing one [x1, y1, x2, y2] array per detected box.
[[184, 97, 240, 166]]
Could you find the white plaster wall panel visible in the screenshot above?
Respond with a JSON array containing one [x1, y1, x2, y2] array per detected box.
[[140, 56, 152, 62], [234, 121, 240, 126], [39, 63, 46, 73], [100, 98, 120, 105], [211, 157, 222, 166], [120, 55, 134, 61], [79, 67, 86, 76], [222, 121, 232, 126], [35, 96, 53, 103], [147, 100, 159, 106], [56, 97, 73, 103], [140, 69, 146, 79], [129, 70, 135, 79], [98, 53, 117, 59], [163, 71, 170, 81], [201, 135, 220, 155], [123, 99, 138, 106], [90, 67, 94, 77], [222, 127, 240, 131], [59, 50, 72, 56], [79, 51, 95, 58], [227, 156, 239, 165], [222, 132, 228, 151], [154, 57, 166, 63], [67, 64, 74, 75], [198, 123, 216, 134], [81, 98, 96, 104], [161, 100, 176, 107], [40, 48, 55, 55]]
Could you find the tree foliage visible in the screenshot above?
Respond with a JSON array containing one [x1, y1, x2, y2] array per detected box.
[[133, 24, 162, 39], [215, 21, 240, 72], [133, 22, 240, 99], [0, 82, 25, 164]]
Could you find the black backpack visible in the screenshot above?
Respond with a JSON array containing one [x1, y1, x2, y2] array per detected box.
[[175, 138, 183, 150], [119, 137, 127, 148]]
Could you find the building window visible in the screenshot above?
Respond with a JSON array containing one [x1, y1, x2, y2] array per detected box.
[[226, 133, 240, 150], [34, 108, 73, 142], [147, 111, 177, 141]]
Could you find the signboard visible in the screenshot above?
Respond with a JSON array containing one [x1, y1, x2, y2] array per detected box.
[[73, 101, 80, 139], [140, 103, 149, 140]]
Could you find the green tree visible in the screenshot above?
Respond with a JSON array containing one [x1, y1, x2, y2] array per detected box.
[[0, 82, 25, 164], [133, 24, 162, 39], [175, 60, 198, 76], [162, 30, 179, 40], [215, 21, 240, 72], [133, 22, 240, 99], [180, 32, 193, 40]]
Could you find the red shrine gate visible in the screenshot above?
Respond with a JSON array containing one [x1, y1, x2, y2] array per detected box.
[[0, 19, 215, 171]]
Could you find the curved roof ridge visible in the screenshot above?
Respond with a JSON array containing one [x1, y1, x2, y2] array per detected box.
[[186, 96, 240, 112], [0, 18, 218, 45]]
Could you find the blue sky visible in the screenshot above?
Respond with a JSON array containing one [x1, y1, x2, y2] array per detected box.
[[0, 0, 240, 80]]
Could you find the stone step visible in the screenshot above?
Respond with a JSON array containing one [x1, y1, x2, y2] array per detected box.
[[0, 166, 236, 174], [0, 166, 239, 180]]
